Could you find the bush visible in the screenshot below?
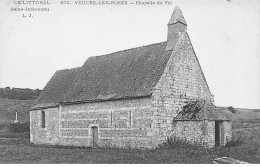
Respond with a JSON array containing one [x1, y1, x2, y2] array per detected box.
[[227, 106, 237, 113], [7, 122, 30, 133], [225, 137, 244, 148]]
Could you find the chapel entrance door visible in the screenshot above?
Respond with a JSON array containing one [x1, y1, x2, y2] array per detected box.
[[215, 121, 220, 147], [91, 126, 98, 147], [215, 121, 224, 147]]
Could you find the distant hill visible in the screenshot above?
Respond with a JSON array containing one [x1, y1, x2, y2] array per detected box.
[[0, 99, 34, 124], [220, 107, 260, 129], [0, 87, 41, 100], [232, 108, 260, 129], [0, 87, 41, 124]]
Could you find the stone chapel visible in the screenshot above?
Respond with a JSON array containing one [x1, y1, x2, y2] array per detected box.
[[30, 6, 231, 148]]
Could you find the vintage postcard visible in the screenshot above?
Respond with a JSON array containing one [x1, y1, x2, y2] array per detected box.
[[0, 0, 259, 164]]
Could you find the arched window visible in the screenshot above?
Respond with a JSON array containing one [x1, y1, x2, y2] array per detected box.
[[41, 110, 45, 128]]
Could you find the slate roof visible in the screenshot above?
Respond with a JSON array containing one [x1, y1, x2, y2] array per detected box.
[[30, 41, 175, 110], [30, 7, 212, 110], [168, 6, 187, 25], [173, 100, 232, 121], [63, 42, 173, 102], [30, 67, 80, 110], [31, 32, 212, 110]]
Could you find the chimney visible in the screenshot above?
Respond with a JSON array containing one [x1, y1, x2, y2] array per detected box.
[[165, 6, 187, 51]]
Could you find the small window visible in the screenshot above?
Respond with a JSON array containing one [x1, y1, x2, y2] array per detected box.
[[129, 110, 131, 126], [110, 111, 113, 126], [41, 110, 45, 128]]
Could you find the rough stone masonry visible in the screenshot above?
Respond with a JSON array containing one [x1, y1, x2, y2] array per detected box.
[[30, 6, 231, 149]]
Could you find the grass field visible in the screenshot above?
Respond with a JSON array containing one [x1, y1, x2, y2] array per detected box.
[[0, 125, 259, 164], [0, 137, 259, 164], [229, 108, 260, 129], [0, 99, 34, 124]]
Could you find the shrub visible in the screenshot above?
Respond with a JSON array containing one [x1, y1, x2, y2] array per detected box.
[[7, 122, 30, 133], [227, 106, 237, 113], [225, 137, 244, 148]]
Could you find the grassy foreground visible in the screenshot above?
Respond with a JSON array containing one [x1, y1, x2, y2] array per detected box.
[[0, 105, 259, 163], [0, 117, 260, 163], [0, 136, 259, 164]]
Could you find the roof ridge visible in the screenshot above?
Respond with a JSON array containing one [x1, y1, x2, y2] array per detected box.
[[57, 66, 81, 72], [89, 41, 167, 59]]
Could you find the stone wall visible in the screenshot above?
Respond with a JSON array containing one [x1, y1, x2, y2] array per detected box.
[[60, 97, 156, 148], [30, 97, 158, 148], [170, 121, 214, 147], [166, 22, 187, 51], [170, 120, 232, 148], [30, 107, 59, 145], [223, 121, 232, 145], [61, 97, 158, 148], [151, 32, 214, 144]]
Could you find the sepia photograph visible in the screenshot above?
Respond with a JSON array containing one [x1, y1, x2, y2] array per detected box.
[[0, 0, 259, 164]]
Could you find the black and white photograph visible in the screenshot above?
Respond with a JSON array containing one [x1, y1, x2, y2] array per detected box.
[[0, 0, 259, 164]]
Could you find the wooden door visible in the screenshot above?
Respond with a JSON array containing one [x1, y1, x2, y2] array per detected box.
[[215, 121, 220, 147], [91, 126, 98, 147]]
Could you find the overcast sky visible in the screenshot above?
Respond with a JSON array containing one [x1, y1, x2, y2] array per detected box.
[[0, 0, 259, 109]]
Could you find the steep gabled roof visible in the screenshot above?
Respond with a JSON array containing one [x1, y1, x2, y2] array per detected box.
[[31, 7, 214, 109], [63, 42, 173, 102], [30, 67, 80, 110], [173, 100, 231, 121], [31, 32, 213, 110]]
